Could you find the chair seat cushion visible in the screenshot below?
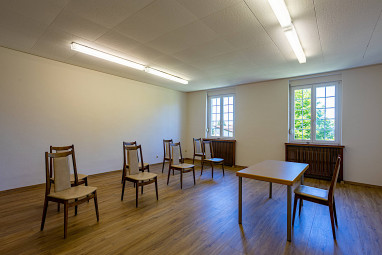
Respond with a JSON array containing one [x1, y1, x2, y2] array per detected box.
[[204, 158, 224, 163], [126, 162, 149, 168], [171, 163, 195, 169], [194, 152, 204, 156], [294, 185, 328, 201], [48, 186, 97, 200], [127, 172, 157, 181]]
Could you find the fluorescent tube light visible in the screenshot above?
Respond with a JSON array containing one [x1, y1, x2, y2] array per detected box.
[[268, 0, 291, 27], [71, 43, 145, 70], [145, 67, 188, 84], [283, 25, 306, 63]]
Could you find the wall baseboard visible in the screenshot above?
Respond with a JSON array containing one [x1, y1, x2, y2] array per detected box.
[[343, 180, 382, 189]]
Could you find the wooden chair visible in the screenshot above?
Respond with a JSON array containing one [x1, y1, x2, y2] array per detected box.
[[293, 155, 341, 239], [41, 150, 99, 238], [161, 139, 173, 173], [122, 141, 150, 183], [192, 138, 204, 164], [50, 145, 88, 187], [121, 145, 158, 207], [201, 140, 225, 178], [167, 142, 196, 189]]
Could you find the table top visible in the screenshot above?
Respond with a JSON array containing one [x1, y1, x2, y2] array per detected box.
[[236, 160, 309, 186]]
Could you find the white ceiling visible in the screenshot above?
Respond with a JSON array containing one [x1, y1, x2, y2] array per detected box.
[[0, 0, 381, 92]]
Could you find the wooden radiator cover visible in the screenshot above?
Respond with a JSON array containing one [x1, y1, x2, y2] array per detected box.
[[203, 139, 236, 166], [285, 143, 344, 181]]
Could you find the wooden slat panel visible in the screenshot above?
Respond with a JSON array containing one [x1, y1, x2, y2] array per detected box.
[[285, 143, 344, 181]]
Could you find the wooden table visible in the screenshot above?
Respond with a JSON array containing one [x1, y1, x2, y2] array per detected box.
[[236, 160, 309, 242]]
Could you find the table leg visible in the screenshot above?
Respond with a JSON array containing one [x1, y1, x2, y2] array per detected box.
[[301, 174, 304, 185], [287, 185, 292, 242], [239, 177, 242, 224], [269, 182, 272, 198]]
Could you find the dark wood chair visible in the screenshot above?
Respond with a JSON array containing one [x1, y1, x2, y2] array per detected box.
[[122, 141, 150, 183], [293, 155, 341, 239], [121, 145, 158, 207], [167, 142, 195, 189], [201, 140, 225, 178], [41, 150, 99, 238], [192, 138, 204, 164], [162, 139, 173, 173], [50, 145, 88, 186]]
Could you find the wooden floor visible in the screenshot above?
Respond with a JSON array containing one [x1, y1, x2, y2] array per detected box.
[[1, 161, 382, 255]]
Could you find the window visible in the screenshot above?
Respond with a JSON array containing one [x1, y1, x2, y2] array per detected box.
[[207, 94, 234, 138], [290, 82, 341, 144]]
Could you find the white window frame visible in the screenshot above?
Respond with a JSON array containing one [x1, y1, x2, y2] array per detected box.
[[207, 94, 235, 139], [289, 81, 342, 145]]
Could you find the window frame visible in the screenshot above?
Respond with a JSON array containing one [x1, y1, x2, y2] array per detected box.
[[207, 93, 235, 139], [289, 81, 342, 145]]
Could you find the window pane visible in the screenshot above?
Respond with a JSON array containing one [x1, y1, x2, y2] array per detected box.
[[316, 98, 325, 108], [294, 120, 302, 129], [326, 86, 335, 97], [315, 85, 336, 141], [303, 109, 311, 119], [316, 87, 325, 97], [303, 89, 311, 99], [326, 108, 335, 118], [228, 105, 233, 112], [327, 97, 335, 108], [303, 129, 311, 140], [295, 129, 303, 140], [295, 100, 302, 110], [295, 90, 302, 100], [229, 113, 233, 120], [224, 97, 228, 104], [295, 110, 303, 119], [303, 98, 311, 109], [224, 105, 228, 113], [303, 120, 311, 129], [229, 97, 233, 104]]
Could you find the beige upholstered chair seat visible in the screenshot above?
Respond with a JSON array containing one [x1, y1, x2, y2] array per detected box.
[[204, 158, 224, 163], [48, 186, 97, 200], [294, 185, 329, 201], [171, 163, 195, 169], [127, 172, 157, 181], [126, 162, 149, 168]]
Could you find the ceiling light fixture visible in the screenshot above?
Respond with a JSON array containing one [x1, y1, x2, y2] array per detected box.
[[71, 43, 145, 70], [71, 43, 189, 84], [145, 67, 188, 84], [267, 0, 306, 63]]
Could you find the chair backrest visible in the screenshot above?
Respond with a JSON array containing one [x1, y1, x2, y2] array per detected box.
[[202, 140, 213, 159], [123, 144, 144, 176], [163, 139, 173, 159], [328, 155, 341, 201], [169, 142, 183, 166], [49, 145, 78, 185], [193, 138, 202, 154], [45, 151, 77, 194]]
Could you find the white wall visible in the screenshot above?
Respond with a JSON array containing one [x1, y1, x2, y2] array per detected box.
[[185, 64, 382, 186], [0, 47, 187, 191]]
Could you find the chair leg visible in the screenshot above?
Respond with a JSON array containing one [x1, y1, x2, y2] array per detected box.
[[85, 177, 89, 203], [222, 163, 225, 176], [141, 183, 143, 194], [136, 182, 139, 208], [121, 168, 125, 184], [147, 165, 150, 172], [162, 159, 165, 173], [180, 170, 183, 189], [193, 155, 195, 164], [211, 163, 214, 178], [299, 197, 302, 216], [201, 161, 204, 175], [57, 203, 60, 212], [121, 179, 126, 201], [193, 167, 196, 185], [292, 196, 298, 226], [333, 198, 338, 227], [64, 201, 68, 239], [167, 167, 171, 185], [329, 204, 336, 239], [75, 199, 78, 216], [155, 177, 158, 200], [41, 197, 48, 231], [94, 191, 99, 222]]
